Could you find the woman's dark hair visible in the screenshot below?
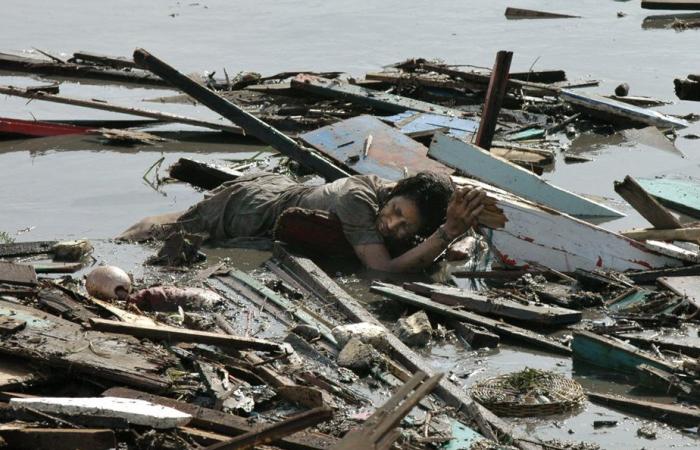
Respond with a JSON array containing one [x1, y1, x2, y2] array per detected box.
[[386, 171, 454, 237]]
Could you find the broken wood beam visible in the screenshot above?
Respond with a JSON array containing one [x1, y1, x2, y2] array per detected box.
[[504, 7, 581, 19], [0, 240, 56, 258], [133, 48, 349, 181], [69, 51, 139, 69], [370, 282, 571, 355], [474, 50, 513, 150], [0, 427, 116, 450], [102, 387, 337, 450], [627, 264, 700, 283], [0, 85, 243, 134], [0, 262, 37, 286], [587, 392, 700, 428], [447, 320, 500, 349], [203, 407, 333, 450], [642, 0, 700, 10], [89, 318, 283, 352], [614, 176, 682, 230], [622, 227, 700, 242]]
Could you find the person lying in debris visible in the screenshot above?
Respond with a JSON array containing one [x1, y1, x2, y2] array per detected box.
[[118, 171, 486, 272]]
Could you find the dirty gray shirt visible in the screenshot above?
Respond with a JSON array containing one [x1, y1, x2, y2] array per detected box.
[[177, 172, 393, 246]]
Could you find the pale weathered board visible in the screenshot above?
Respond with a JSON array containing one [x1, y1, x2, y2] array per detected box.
[[429, 133, 623, 218], [0, 262, 37, 286], [561, 90, 688, 129], [658, 276, 700, 309], [380, 111, 478, 139]]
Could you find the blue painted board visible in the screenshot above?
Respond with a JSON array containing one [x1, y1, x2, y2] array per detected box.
[[300, 115, 453, 181], [381, 111, 478, 139], [428, 133, 624, 218], [561, 90, 688, 129], [442, 420, 484, 450], [637, 177, 700, 219]]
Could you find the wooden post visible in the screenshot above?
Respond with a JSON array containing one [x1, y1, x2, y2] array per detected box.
[[133, 49, 350, 181], [474, 51, 513, 150], [614, 175, 682, 229]]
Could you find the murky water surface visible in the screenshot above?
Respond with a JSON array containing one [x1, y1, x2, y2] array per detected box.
[[2, 1, 700, 448]]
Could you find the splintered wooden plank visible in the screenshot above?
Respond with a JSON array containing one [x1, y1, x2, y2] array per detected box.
[[642, 0, 700, 10], [571, 331, 677, 374], [290, 75, 468, 117], [0, 262, 37, 286], [380, 111, 479, 139], [614, 176, 682, 229], [300, 115, 453, 180], [370, 282, 571, 355], [10, 396, 192, 429], [429, 286, 581, 326], [561, 90, 688, 129], [429, 133, 623, 218], [89, 318, 282, 352], [0, 300, 172, 391], [0, 241, 56, 257], [636, 177, 700, 219]]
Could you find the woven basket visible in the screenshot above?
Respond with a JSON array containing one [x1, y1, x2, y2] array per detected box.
[[470, 369, 585, 417]]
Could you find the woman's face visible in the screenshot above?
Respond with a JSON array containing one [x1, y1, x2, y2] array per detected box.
[[376, 195, 423, 243]]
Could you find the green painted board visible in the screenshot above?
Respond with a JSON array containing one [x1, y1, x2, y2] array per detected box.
[[637, 177, 700, 219], [607, 289, 652, 313], [442, 420, 484, 450], [572, 331, 677, 374]]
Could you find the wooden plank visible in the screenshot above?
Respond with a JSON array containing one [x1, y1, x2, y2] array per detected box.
[[103, 387, 337, 450], [587, 392, 700, 428], [0, 427, 116, 450], [36, 288, 98, 325], [560, 89, 688, 129], [0, 262, 37, 286], [571, 331, 677, 374], [614, 175, 682, 229], [504, 7, 580, 19], [428, 285, 581, 326], [643, 240, 700, 263], [642, 0, 700, 10], [627, 264, 700, 283], [658, 276, 700, 309], [622, 227, 700, 242], [474, 50, 512, 150], [617, 332, 700, 358], [643, 12, 700, 28], [272, 245, 541, 450], [133, 49, 349, 181], [370, 282, 571, 355], [290, 74, 468, 117], [89, 318, 283, 352], [636, 177, 700, 219], [0, 241, 56, 257], [0, 300, 172, 391], [203, 407, 333, 450], [300, 115, 453, 180], [429, 133, 623, 217], [70, 51, 138, 69], [0, 85, 244, 135]]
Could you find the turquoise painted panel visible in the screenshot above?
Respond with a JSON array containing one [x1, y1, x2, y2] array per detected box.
[[607, 289, 651, 313], [442, 420, 484, 450], [381, 111, 478, 139], [637, 177, 700, 219], [428, 133, 624, 218], [571, 333, 674, 374]]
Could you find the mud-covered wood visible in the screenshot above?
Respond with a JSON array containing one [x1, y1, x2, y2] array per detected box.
[[0, 427, 116, 450], [0, 300, 172, 391], [0, 241, 56, 258], [103, 387, 337, 450], [587, 392, 700, 428], [0, 262, 37, 286]]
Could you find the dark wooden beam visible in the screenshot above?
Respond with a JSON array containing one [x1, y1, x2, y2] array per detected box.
[[474, 51, 513, 150]]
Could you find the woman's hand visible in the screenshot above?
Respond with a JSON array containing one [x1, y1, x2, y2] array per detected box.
[[443, 188, 485, 239]]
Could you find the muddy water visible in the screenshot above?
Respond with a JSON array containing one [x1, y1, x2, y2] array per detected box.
[[2, 1, 700, 448]]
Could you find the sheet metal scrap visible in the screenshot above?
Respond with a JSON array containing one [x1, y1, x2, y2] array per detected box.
[[333, 371, 443, 450]]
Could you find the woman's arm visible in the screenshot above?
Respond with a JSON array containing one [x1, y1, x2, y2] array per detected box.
[[354, 189, 485, 272]]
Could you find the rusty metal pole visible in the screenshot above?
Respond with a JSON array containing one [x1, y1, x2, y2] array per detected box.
[[474, 50, 513, 150]]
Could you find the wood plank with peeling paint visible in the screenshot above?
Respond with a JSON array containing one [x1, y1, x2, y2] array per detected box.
[[636, 177, 700, 219], [429, 133, 623, 218]]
